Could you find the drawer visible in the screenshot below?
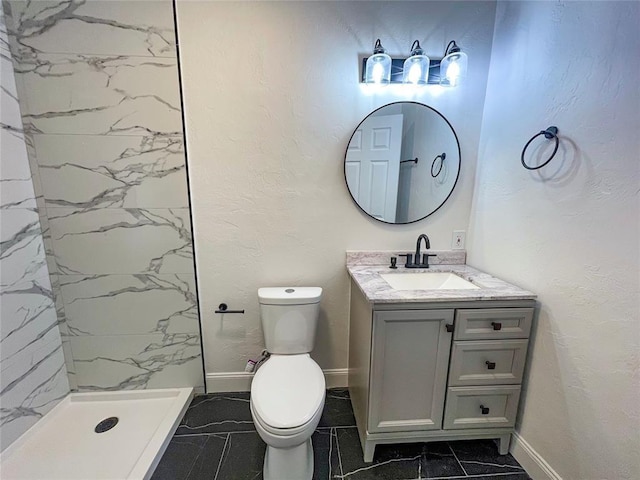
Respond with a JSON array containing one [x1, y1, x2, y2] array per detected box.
[[455, 308, 533, 340], [443, 385, 521, 430], [448, 339, 529, 386]]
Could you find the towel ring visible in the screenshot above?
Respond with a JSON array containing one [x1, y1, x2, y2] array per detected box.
[[521, 126, 559, 170], [431, 153, 446, 177]]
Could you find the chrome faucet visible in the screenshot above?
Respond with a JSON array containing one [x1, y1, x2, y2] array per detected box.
[[399, 234, 437, 268]]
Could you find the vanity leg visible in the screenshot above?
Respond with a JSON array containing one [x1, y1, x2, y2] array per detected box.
[[363, 441, 376, 463], [498, 434, 511, 455]]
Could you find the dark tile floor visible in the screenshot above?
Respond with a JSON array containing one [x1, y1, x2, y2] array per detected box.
[[152, 389, 530, 480]]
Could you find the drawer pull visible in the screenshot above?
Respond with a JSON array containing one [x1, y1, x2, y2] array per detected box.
[[480, 405, 490, 415], [485, 361, 496, 370], [445, 324, 454, 333], [491, 321, 502, 331]]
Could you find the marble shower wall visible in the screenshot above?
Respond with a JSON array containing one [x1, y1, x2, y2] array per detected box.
[[3, 0, 204, 392], [0, 8, 69, 451]]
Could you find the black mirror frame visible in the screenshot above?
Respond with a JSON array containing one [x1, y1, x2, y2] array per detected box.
[[343, 101, 461, 225]]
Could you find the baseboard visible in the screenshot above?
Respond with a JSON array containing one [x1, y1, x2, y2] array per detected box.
[[322, 368, 349, 388], [206, 368, 348, 393], [206, 372, 253, 393], [510, 431, 562, 480]]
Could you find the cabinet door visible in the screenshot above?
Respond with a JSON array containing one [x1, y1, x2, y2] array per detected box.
[[368, 309, 453, 433]]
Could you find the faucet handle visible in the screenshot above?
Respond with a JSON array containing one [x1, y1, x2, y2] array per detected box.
[[398, 253, 413, 267], [422, 253, 438, 268]]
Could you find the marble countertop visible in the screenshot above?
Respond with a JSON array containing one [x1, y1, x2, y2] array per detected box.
[[347, 254, 536, 304]]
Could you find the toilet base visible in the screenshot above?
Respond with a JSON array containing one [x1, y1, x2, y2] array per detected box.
[[263, 438, 313, 480]]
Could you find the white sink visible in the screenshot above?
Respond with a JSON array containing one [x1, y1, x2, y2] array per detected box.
[[380, 272, 480, 290]]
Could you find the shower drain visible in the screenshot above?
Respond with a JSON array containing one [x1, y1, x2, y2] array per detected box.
[[94, 417, 119, 433]]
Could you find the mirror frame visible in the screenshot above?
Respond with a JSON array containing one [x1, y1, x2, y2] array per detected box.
[[344, 101, 461, 225]]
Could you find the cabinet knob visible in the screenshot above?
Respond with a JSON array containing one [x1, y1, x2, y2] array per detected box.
[[445, 324, 454, 333], [491, 321, 502, 331], [480, 405, 490, 415], [485, 361, 496, 370]]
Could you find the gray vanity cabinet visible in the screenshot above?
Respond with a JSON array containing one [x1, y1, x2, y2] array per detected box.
[[369, 310, 453, 433], [348, 279, 535, 463]]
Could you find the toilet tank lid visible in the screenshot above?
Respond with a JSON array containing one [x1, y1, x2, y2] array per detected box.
[[258, 287, 322, 305]]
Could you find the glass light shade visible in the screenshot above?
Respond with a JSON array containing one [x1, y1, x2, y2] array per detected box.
[[365, 52, 391, 84], [440, 50, 468, 87], [402, 55, 430, 85]]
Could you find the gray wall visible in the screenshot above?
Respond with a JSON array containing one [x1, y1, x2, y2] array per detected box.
[[3, 0, 203, 392], [0, 8, 69, 451]]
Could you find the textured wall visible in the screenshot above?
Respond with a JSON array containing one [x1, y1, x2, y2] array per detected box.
[[176, 1, 497, 382], [4, 0, 204, 392], [467, 2, 640, 478], [0, 8, 69, 451]]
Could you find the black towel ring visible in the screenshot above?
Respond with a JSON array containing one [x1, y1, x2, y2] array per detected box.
[[521, 126, 559, 170], [431, 153, 446, 177]]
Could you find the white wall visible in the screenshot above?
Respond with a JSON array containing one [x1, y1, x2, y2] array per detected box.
[[468, 2, 639, 478], [177, 1, 497, 381]]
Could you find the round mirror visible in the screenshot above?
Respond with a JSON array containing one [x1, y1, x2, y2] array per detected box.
[[344, 102, 460, 224]]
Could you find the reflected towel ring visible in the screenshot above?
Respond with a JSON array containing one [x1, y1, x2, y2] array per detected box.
[[431, 153, 446, 177], [521, 126, 559, 170]]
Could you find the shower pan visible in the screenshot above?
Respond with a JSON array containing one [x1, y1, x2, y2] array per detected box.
[[0, 388, 193, 479]]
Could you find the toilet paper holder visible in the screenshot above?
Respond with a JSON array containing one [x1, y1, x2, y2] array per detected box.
[[215, 303, 245, 314]]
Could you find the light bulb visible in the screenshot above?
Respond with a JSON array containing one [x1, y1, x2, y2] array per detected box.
[[372, 62, 384, 84], [445, 60, 461, 86], [407, 63, 422, 84]]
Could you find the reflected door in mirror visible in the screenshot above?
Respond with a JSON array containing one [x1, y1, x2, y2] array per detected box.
[[345, 114, 403, 222]]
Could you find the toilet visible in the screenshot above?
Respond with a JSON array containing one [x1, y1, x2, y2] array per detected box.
[[250, 287, 326, 480]]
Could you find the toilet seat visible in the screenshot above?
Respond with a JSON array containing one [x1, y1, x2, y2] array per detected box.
[[251, 401, 323, 437], [251, 354, 325, 432]]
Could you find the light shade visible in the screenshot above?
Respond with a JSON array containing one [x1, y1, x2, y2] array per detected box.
[[402, 40, 430, 85], [365, 39, 391, 85], [440, 41, 468, 87]]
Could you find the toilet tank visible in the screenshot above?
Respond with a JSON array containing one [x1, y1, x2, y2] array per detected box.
[[258, 287, 322, 354]]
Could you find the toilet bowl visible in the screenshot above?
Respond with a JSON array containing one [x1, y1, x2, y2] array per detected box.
[[251, 354, 325, 480], [250, 287, 325, 480]]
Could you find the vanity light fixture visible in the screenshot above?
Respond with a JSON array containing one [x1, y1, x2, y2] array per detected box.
[[439, 40, 468, 87], [402, 40, 430, 85], [364, 39, 392, 85], [361, 39, 467, 86]]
